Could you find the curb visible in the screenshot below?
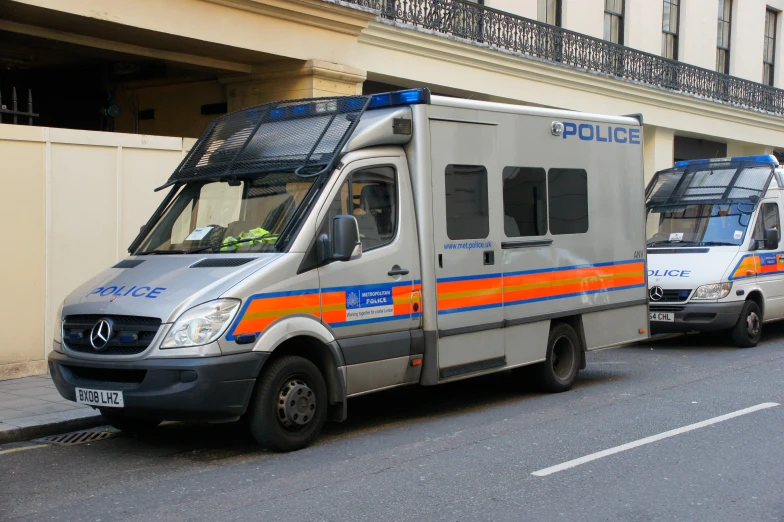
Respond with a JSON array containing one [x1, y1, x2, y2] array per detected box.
[[0, 413, 106, 445]]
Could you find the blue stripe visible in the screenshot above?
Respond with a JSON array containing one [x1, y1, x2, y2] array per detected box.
[[437, 273, 503, 284], [330, 315, 410, 328], [504, 283, 646, 307], [437, 302, 504, 315], [504, 259, 644, 278]]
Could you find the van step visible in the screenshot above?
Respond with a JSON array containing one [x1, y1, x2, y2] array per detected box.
[[439, 356, 506, 379]]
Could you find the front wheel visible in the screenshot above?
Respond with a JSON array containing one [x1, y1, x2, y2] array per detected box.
[[731, 300, 762, 348], [537, 323, 581, 393], [247, 356, 327, 452]]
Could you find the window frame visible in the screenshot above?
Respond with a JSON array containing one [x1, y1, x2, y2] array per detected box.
[[716, 0, 732, 74], [764, 8, 778, 86], [444, 163, 491, 241], [662, 0, 680, 60], [320, 164, 400, 255], [604, 0, 625, 45], [547, 168, 590, 236], [753, 201, 780, 247]]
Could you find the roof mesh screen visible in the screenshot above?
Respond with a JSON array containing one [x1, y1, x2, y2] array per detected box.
[[169, 95, 370, 184], [646, 160, 775, 207]]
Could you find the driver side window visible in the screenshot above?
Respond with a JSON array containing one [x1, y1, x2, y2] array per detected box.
[[754, 202, 780, 247], [320, 166, 397, 252]]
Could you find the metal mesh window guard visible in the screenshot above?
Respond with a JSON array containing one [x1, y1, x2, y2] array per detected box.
[[343, 0, 784, 114]]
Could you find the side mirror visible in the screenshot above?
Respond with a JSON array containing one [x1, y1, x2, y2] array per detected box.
[[330, 215, 362, 262], [764, 227, 779, 250]]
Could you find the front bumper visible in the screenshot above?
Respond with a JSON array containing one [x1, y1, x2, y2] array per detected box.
[[649, 300, 745, 334], [48, 350, 269, 421]]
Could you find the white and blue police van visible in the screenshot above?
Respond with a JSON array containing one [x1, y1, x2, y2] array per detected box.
[[646, 155, 784, 347]]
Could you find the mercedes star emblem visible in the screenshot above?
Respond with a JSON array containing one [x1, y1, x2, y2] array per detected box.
[[90, 318, 113, 350], [649, 286, 665, 301]]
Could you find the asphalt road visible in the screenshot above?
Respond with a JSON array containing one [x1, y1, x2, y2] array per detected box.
[[2, 326, 784, 522]]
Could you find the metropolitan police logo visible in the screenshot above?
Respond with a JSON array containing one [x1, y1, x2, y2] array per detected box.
[[347, 291, 360, 308]]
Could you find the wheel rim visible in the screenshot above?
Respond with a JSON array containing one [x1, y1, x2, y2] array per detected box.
[[276, 377, 316, 430], [552, 335, 576, 380], [746, 311, 761, 338]]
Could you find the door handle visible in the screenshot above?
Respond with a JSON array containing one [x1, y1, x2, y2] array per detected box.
[[388, 265, 409, 276]]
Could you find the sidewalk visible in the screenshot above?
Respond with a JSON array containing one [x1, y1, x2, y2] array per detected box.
[[0, 375, 104, 444]]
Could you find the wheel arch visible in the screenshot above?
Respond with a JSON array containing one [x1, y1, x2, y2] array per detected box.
[[746, 290, 765, 318], [550, 315, 587, 370]]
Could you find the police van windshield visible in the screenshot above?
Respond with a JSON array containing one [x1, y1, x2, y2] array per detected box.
[[135, 174, 316, 254], [646, 202, 753, 247]]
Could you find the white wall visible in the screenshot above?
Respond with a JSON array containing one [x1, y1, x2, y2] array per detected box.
[[0, 125, 195, 379], [486, 0, 537, 19]]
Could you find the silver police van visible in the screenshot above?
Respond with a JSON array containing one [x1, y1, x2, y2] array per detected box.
[[49, 89, 649, 451]]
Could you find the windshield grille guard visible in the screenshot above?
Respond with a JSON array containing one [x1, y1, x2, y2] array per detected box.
[[645, 159, 777, 209], [156, 95, 372, 191]]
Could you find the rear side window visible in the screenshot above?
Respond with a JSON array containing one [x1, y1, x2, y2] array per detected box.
[[445, 165, 489, 240], [503, 167, 547, 237], [548, 168, 589, 235]]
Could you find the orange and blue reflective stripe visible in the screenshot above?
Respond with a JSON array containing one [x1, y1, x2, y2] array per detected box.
[[504, 259, 645, 306], [227, 281, 420, 339], [227, 289, 320, 340], [437, 273, 503, 315], [436, 260, 645, 315], [730, 252, 784, 280]]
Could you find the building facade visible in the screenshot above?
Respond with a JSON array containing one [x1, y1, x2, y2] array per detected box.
[[2, 0, 784, 377]]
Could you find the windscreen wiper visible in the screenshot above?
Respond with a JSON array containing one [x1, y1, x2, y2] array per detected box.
[[138, 249, 189, 255], [187, 235, 279, 254], [695, 241, 738, 246], [646, 240, 698, 247]]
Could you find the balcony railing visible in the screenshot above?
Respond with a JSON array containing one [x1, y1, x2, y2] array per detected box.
[[341, 0, 784, 115]]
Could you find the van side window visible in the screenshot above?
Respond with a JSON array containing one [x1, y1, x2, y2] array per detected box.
[[754, 202, 780, 245], [445, 165, 489, 240], [548, 168, 589, 235], [502, 167, 547, 237], [321, 166, 397, 251]]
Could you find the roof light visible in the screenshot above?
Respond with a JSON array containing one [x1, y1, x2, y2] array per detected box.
[[674, 155, 779, 168], [367, 88, 431, 110]]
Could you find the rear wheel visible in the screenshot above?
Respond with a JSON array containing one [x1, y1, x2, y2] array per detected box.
[[99, 410, 161, 435], [247, 355, 327, 452], [537, 323, 581, 393], [731, 300, 762, 348]]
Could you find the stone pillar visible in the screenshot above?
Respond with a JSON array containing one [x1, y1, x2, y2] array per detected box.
[[222, 60, 366, 111], [643, 125, 675, 185], [726, 141, 775, 157]]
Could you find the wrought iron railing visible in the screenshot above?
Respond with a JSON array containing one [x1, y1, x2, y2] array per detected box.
[[340, 0, 784, 115], [0, 85, 38, 125]]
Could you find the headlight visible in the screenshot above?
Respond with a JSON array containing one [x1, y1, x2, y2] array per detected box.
[[53, 301, 64, 344], [692, 282, 733, 300], [161, 299, 241, 349]]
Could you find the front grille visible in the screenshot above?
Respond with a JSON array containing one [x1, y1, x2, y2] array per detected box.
[[63, 315, 161, 356], [650, 289, 692, 303], [649, 304, 685, 312]]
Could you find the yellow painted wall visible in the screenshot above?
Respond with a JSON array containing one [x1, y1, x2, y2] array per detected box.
[[115, 80, 225, 138], [0, 124, 191, 379]]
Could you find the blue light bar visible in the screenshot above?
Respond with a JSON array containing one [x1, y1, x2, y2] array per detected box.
[[367, 88, 431, 110], [674, 154, 779, 168]]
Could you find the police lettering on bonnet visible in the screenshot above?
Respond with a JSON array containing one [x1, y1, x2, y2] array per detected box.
[[48, 88, 649, 452]]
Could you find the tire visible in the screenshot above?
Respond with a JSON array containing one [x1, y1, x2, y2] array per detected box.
[[247, 356, 327, 452], [731, 300, 762, 348], [537, 323, 581, 393], [99, 410, 161, 435]]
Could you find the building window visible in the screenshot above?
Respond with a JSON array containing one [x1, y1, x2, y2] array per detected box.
[[716, 0, 732, 74], [764, 9, 778, 86], [662, 0, 680, 60], [445, 165, 489, 240], [548, 169, 589, 235], [604, 0, 624, 44], [502, 167, 548, 237], [545, 0, 562, 26]]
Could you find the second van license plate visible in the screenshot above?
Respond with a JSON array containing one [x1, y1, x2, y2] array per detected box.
[[649, 312, 674, 322], [75, 388, 124, 408]]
